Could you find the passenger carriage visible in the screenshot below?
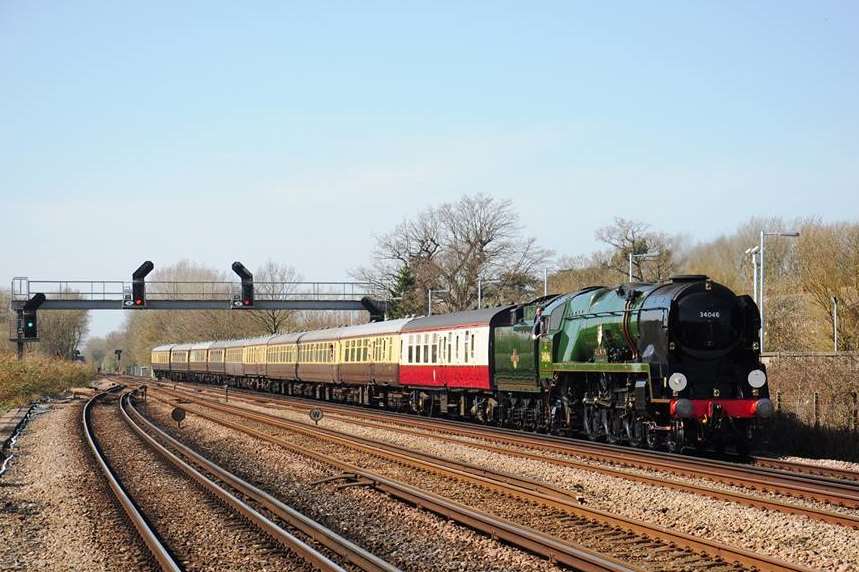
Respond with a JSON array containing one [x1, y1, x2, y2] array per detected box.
[[399, 308, 511, 391], [242, 335, 274, 379], [338, 318, 410, 385], [207, 340, 227, 378], [223, 339, 246, 379], [150, 344, 174, 378], [169, 343, 193, 378], [296, 328, 339, 384], [266, 332, 301, 386], [188, 341, 212, 379]]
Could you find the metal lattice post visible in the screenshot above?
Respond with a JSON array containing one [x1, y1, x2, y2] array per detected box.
[[776, 391, 781, 412]]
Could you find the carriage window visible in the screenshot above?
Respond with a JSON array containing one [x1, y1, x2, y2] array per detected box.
[[362, 339, 368, 362], [471, 334, 476, 360], [432, 334, 438, 363]]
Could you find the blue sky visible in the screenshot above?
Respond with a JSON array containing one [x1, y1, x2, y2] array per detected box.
[[2, 2, 857, 336]]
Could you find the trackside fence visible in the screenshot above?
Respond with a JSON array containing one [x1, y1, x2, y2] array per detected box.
[[761, 353, 859, 461]]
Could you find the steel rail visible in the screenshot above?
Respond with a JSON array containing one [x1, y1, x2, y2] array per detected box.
[[82, 388, 181, 572], [151, 387, 813, 572], [190, 389, 859, 529], [197, 384, 859, 508], [160, 381, 859, 510], [138, 376, 859, 487], [144, 390, 641, 572], [122, 394, 399, 572], [116, 392, 348, 572], [748, 456, 859, 484]]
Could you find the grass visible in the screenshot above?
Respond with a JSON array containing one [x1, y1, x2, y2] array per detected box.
[[0, 353, 93, 415]]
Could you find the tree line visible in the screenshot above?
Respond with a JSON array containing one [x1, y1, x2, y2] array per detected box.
[[2, 194, 857, 367]]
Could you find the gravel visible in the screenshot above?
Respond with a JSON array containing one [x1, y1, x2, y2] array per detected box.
[[158, 394, 744, 571], [140, 396, 563, 572], [91, 394, 311, 572], [203, 390, 859, 571], [0, 398, 153, 572], [778, 456, 859, 473]]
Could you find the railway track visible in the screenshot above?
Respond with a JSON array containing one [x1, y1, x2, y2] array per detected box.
[[84, 386, 397, 572], [138, 376, 859, 487], [83, 386, 179, 571], [155, 380, 859, 520], [747, 455, 859, 484], [267, 392, 859, 499], [149, 383, 813, 572]]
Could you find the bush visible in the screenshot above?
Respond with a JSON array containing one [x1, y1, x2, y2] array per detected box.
[[0, 353, 94, 413], [763, 354, 859, 461]]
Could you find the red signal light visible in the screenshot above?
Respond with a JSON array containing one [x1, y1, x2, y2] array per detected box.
[[135, 298, 143, 305], [243, 299, 251, 306]]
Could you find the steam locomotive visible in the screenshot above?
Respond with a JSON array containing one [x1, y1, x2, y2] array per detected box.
[[152, 275, 772, 451]]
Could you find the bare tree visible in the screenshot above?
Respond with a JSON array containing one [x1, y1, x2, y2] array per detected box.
[[0, 289, 13, 354], [249, 260, 302, 334], [38, 308, 89, 360], [798, 222, 859, 350], [547, 255, 616, 294], [354, 194, 551, 315], [121, 260, 264, 365], [594, 218, 678, 281]]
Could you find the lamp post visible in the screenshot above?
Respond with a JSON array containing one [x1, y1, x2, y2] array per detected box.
[[833, 296, 839, 353], [427, 288, 449, 316], [759, 230, 800, 353], [744, 246, 760, 304], [628, 251, 660, 282]]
